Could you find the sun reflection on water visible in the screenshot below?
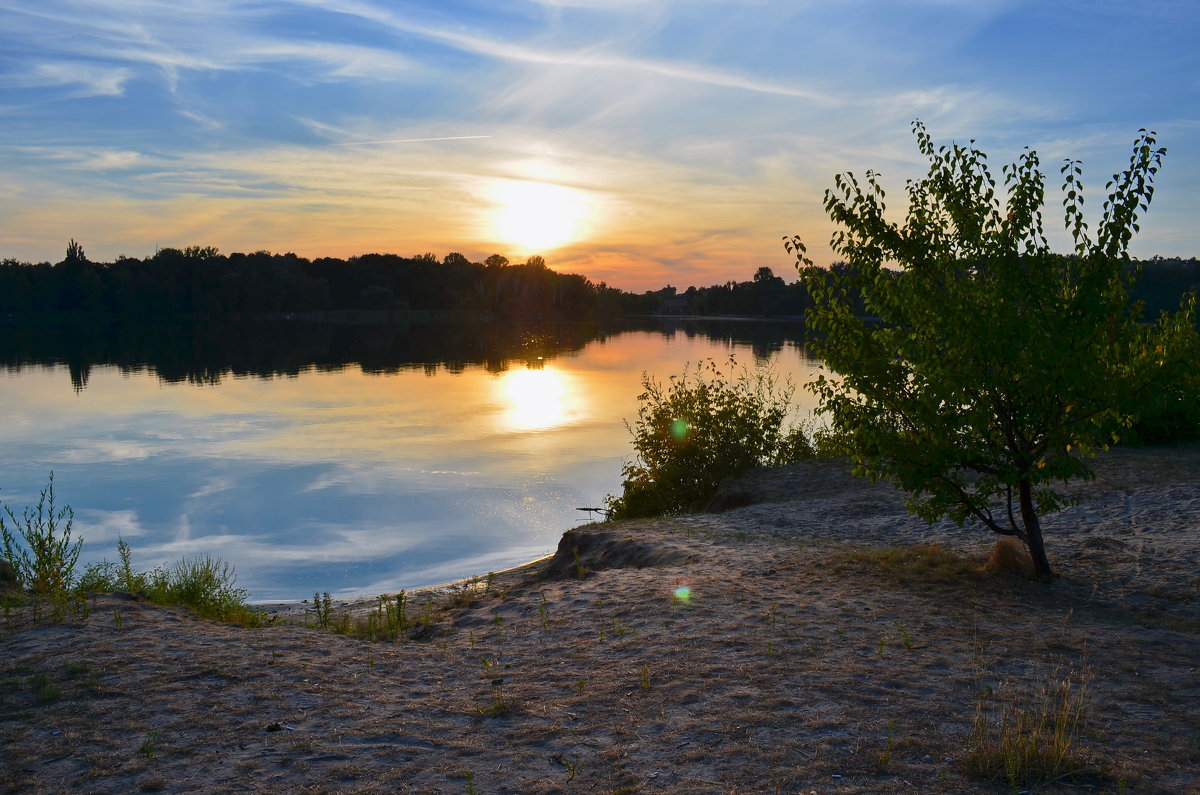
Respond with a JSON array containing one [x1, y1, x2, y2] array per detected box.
[[496, 363, 583, 432]]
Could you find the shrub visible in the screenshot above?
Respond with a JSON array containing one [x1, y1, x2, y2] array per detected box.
[[605, 357, 813, 520], [0, 473, 81, 595]]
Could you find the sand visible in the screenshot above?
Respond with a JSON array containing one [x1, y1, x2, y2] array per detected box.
[[2, 447, 1198, 794]]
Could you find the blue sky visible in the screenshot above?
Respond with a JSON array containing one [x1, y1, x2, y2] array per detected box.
[[1, 0, 1197, 290]]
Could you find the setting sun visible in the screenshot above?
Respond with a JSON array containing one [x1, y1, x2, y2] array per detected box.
[[488, 179, 597, 253]]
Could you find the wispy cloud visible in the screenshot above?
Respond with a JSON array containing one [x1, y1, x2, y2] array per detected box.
[[330, 135, 492, 147]]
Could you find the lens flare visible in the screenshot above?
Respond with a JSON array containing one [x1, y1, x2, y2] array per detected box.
[[670, 418, 688, 441], [673, 586, 692, 603]]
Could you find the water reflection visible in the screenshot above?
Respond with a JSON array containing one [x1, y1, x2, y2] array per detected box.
[[0, 317, 821, 601], [496, 364, 586, 432]]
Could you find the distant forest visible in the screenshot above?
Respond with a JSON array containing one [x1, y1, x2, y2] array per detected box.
[[1, 242, 1197, 319]]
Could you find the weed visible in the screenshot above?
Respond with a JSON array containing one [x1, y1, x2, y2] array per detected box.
[[465, 770, 478, 795], [965, 667, 1090, 788], [893, 620, 914, 650], [575, 678, 587, 693], [612, 617, 627, 637], [573, 546, 587, 580], [877, 637, 886, 659], [393, 591, 408, 637], [538, 601, 548, 631], [639, 665, 651, 691], [877, 719, 895, 769], [477, 685, 517, 718], [0, 473, 81, 596], [313, 592, 333, 629], [137, 732, 160, 762], [564, 754, 584, 782], [113, 610, 124, 629]]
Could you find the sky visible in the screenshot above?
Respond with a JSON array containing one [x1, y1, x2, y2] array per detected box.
[[1, 0, 1198, 292]]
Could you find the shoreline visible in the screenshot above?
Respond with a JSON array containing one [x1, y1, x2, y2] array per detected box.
[[4, 447, 1199, 793], [252, 552, 559, 621]]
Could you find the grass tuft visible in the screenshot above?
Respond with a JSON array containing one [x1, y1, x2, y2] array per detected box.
[[965, 667, 1090, 789]]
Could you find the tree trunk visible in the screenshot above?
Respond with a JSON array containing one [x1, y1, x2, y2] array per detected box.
[[1017, 478, 1054, 580]]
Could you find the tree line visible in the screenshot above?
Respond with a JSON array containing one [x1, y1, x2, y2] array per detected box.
[[656, 258, 1200, 319], [2, 241, 1196, 320], [0, 246, 658, 318]]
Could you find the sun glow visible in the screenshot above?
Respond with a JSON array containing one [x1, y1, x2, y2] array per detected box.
[[488, 179, 596, 252], [496, 364, 583, 432]]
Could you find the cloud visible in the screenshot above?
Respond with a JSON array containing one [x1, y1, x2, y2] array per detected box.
[[75, 509, 147, 545], [1, 62, 133, 97]]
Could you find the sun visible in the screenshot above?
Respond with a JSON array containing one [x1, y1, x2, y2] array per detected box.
[[488, 179, 596, 252]]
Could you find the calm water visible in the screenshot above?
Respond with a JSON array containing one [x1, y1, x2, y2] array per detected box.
[[0, 318, 821, 601]]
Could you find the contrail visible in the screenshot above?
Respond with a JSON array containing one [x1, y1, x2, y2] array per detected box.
[[330, 135, 492, 147]]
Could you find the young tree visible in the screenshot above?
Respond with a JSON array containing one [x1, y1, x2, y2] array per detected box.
[[785, 122, 1195, 579]]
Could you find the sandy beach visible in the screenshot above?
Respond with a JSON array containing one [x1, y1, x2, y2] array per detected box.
[[2, 447, 1198, 793]]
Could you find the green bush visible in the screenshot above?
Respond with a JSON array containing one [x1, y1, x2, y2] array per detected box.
[[605, 358, 813, 520], [1, 473, 81, 595]]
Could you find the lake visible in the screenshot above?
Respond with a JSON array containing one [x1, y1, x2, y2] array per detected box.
[[0, 317, 822, 601]]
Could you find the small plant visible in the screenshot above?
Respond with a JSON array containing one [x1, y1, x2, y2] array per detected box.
[[894, 620, 914, 650], [477, 685, 517, 718], [564, 754, 585, 783], [639, 665, 651, 691], [1, 473, 81, 595], [965, 667, 1090, 788], [572, 546, 587, 580], [877, 719, 895, 769], [113, 610, 124, 629], [138, 731, 160, 762], [313, 592, 333, 629]]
